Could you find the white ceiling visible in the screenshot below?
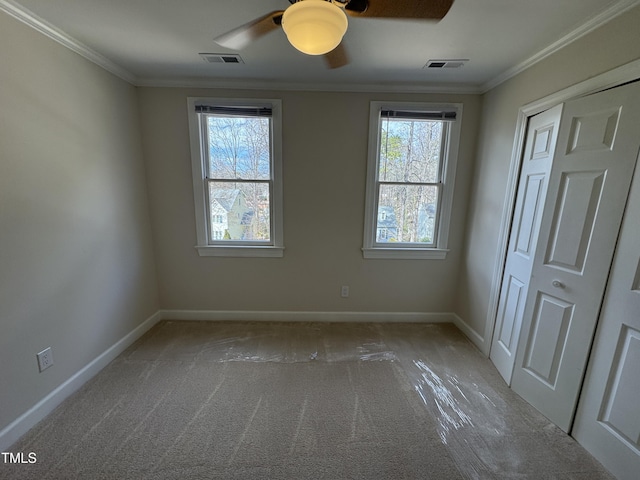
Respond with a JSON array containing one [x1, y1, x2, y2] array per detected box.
[[3, 0, 638, 92]]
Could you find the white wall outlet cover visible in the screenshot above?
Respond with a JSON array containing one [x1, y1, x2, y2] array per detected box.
[[37, 347, 53, 372]]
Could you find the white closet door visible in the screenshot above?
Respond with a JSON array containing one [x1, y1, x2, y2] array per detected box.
[[510, 81, 640, 432], [572, 152, 640, 480], [490, 105, 562, 383]]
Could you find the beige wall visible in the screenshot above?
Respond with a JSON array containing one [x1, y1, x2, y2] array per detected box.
[[139, 88, 481, 313], [457, 5, 640, 349], [5, 0, 638, 443], [0, 12, 159, 433]]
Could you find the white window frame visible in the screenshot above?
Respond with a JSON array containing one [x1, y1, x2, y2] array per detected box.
[[362, 101, 462, 260], [187, 97, 284, 257]]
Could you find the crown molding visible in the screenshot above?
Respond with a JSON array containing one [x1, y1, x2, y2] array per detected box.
[[4, 0, 638, 95], [0, 0, 478, 95], [134, 76, 484, 95], [0, 0, 137, 84], [481, 0, 640, 93]]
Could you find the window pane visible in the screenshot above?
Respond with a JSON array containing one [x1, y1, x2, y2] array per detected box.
[[208, 182, 271, 241], [377, 184, 439, 244], [378, 118, 442, 183], [206, 115, 271, 180]]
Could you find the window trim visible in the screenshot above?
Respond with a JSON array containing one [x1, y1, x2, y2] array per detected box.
[[187, 97, 284, 258], [362, 101, 462, 260]]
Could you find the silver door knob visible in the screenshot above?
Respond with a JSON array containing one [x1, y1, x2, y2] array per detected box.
[[552, 280, 565, 289]]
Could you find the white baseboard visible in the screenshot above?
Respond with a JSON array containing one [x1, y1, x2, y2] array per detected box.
[[0, 311, 162, 451], [159, 309, 457, 324], [451, 313, 488, 355], [0, 309, 481, 450]]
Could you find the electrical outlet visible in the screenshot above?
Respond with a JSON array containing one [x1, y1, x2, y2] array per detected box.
[[341, 285, 349, 298], [37, 347, 53, 372]]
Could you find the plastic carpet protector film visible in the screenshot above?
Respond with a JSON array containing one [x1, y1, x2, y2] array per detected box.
[[5, 320, 613, 479], [196, 320, 547, 478], [134, 321, 398, 364], [137, 321, 489, 446]]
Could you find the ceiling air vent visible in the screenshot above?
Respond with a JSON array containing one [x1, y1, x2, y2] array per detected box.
[[200, 53, 244, 64], [424, 59, 468, 69]]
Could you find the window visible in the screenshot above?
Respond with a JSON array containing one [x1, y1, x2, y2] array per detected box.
[[188, 98, 284, 257], [363, 102, 462, 259]]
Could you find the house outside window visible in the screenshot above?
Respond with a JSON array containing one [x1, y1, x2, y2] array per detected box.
[[187, 98, 284, 257], [376, 206, 397, 242], [363, 102, 462, 259]]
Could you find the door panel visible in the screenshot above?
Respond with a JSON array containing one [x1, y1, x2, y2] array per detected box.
[[510, 81, 640, 432], [545, 170, 605, 272], [566, 107, 620, 154], [522, 292, 574, 387], [496, 277, 525, 351], [572, 160, 640, 480], [515, 174, 545, 257], [599, 326, 640, 444], [490, 105, 563, 383]]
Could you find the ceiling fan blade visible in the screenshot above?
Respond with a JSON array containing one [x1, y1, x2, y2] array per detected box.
[[214, 11, 284, 50], [324, 43, 349, 69], [345, 0, 454, 20]]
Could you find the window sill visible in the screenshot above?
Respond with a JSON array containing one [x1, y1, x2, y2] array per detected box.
[[195, 245, 284, 258], [362, 247, 449, 260]]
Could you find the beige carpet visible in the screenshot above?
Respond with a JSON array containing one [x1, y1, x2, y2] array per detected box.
[[2, 321, 613, 479]]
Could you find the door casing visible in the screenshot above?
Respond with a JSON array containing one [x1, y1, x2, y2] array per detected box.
[[484, 59, 640, 357]]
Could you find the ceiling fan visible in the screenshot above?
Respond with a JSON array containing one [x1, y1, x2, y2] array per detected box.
[[214, 0, 454, 69]]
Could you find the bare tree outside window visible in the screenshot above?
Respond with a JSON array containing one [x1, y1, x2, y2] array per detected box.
[[188, 98, 283, 257], [205, 115, 272, 242], [363, 102, 460, 260], [377, 118, 444, 244]]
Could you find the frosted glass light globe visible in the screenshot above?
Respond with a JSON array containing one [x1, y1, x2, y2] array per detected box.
[[282, 0, 348, 55]]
